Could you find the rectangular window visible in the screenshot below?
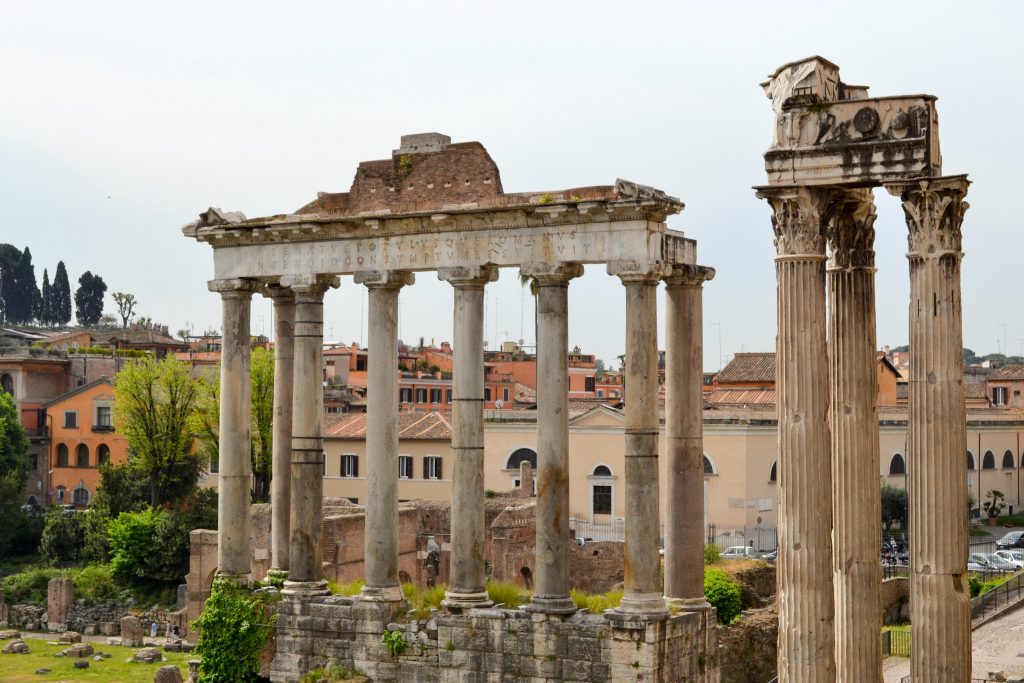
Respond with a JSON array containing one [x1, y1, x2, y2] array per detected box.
[[993, 387, 1008, 405], [64, 411, 78, 429], [585, 376, 596, 393], [430, 388, 442, 404], [400, 388, 413, 403], [597, 389, 604, 397], [593, 485, 612, 515], [484, 387, 491, 401], [399, 455, 413, 479], [341, 454, 359, 477], [503, 387, 510, 402], [445, 389, 452, 403], [416, 388, 428, 403], [94, 405, 113, 430], [424, 456, 442, 480]]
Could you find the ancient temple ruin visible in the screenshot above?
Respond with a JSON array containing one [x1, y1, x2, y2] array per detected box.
[[184, 133, 717, 682], [757, 57, 970, 683]]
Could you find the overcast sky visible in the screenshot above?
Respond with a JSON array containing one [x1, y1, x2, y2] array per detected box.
[[2, 1, 1021, 370]]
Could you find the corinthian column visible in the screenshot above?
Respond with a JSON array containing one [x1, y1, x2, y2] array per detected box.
[[885, 176, 971, 683], [209, 278, 257, 578], [609, 260, 671, 619], [357, 270, 414, 603], [663, 264, 715, 610], [522, 261, 582, 615], [281, 274, 337, 595], [264, 284, 296, 575], [826, 190, 882, 683], [755, 186, 835, 683], [438, 266, 498, 612]]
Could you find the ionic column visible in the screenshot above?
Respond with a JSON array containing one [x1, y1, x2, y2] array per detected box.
[[826, 189, 882, 683], [663, 264, 715, 610], [356, 270, 414, 603], [264, 284, 296, 575], [756, 186, 835, 683], [209, 278, 258, 578], [281, 275, 337, 595], [522, 262, 583, 615], [438, 266, 498, 611], [885, 176, 971, 683], [608, 261, 670, 619]]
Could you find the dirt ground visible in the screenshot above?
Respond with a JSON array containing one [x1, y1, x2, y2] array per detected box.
[[883, 604, 1024, 682]]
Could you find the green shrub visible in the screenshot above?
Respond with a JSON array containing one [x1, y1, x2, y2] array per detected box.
[[194, 577, 278, 683], [704, 567, 742, 624], [39, 509, 86, 566], [487, 580, 527, 608], [107, 509, 161, 583], [300, 665, 367, 682], [1, 566, 61, 604], [704, 543, 722, 565], [70, 563, 121, 604], [570, 587, 623, 613]]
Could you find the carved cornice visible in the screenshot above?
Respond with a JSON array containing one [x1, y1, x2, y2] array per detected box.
[[825, 189, 876, 270], [663, 264, 716, 287], [353, 270, 415, 290], [208, 278, 259, 299], [436, 265, 499, 287], [755, 186, 830, 258], [519, 262, 584, 286], [884, 176, 969, 258]]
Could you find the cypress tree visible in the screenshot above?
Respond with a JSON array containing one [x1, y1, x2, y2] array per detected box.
[[9, 247, 39, 325], [74, 272, 107, 327], [53, 261, 72, 326], [40, 269, 52, 326], [0, 244, 19, 324]]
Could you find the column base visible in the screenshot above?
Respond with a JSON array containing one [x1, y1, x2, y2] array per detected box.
[[607, 592, 670, 620], [281, 579, 330, 597], [666, 597, 712, 612], [442, 590, 494, 613], [524, 594, 578, 616], [359, 584, 404, 604]]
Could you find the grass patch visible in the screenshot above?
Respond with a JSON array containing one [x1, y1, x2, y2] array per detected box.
[[570, 588, 623, 613], [0, 635, 194, 682], [327, 578, 365, 597], [486, 580, 528, 609], [300, 665, 369, 682], [403, 583, 446, 619]]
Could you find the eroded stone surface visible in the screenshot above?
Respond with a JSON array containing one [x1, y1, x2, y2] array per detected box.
[[1, 638, 29, 654], [63, 643, 94, 658], [135, 646, 163, 663], [154, 664, 184, 683]]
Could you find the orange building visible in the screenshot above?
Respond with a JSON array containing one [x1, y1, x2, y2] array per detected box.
[[44, 378, 129, 507]]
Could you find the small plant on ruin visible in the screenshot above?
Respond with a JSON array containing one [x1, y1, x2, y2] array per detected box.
[[300, 665, 368, 683], [382, 627, 408, 657], [703, 567, 742, 625], [570, 587, 623, 613], [402, 582, 446, 618], [328, 577, 365, 596], [396, 154, 414, 178], [538, 193, 555, 204], [486, 580, 527, 608]]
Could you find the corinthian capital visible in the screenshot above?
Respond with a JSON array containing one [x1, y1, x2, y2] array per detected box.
[[884, 175, 969, 257], [825, 189, 877, 270], [755, 186, 830, 258]]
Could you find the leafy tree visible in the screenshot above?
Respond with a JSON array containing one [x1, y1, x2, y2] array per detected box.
[[81, 462, 149, 562], [880, 484, 908, 531], [40, 509, 86, 566], [40, 268, 53, 326], [107, 509, 161, 583], [194, 347, 275, 501], [52, 261, 72, 326], [0, 392, 32, 556], [148, 488, 218, 583], [75, 271, 107, 327], [114, 356, 204, 506], [112, 291, 137, 328]]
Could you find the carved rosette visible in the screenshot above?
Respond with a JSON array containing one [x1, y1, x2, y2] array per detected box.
[[825, 188, 877, 270], [755, 187, 829, 258], [885, 176, 970, 258]]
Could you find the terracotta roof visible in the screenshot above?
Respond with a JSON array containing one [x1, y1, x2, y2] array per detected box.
[[991, 364, 1024, 381], [706, 388, 777, 406], [323, 411, 451, 440], [714, 353, 776, 384], [896, 383, 989, 402], [105, 329, 188, 349]]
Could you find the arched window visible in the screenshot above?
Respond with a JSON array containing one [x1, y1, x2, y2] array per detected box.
[[769, 461, 777, 483], [76, 444, 89, 468], [27, 495, 37, 507], [56, 486, 66, 502], [982, 450, 995, 470], [57, 444, 69, 467], [593, 465, 612, 477], [97, 444, 110, 466], [520, 567, 533, 590], [889, 453, 906, 476], [505, 447, 537, 470], [967, 451, 975, 471], [1002, 450, 1014, 469], [703, 455, 717, 475], [0, 373, 13, 396], [73, 487, 89, 506]]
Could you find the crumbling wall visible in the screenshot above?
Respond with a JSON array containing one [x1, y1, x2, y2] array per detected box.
[[718, 606, 778, 683]]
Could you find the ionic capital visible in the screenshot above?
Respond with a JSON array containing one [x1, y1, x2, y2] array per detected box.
[[519, 262, 584, 287], [353, 270, 415, 290], [279, 274, 340, 302], [884, 175, 970, 258], [437, 265, 499, 288], [755, 186, 831, 259], [208, 278, 259, 300], [825, 188, 877, 271], [663, 264, 716, 288], [261, 282, 296, 304], [608, 260, 672, 284]]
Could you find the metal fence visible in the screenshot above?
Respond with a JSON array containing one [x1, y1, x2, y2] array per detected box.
[[569, 517, 625, 543], [882, 628, 911, 657], [901, 678, 994, 683], [971, 571, 1024, 626], [882, 563, 910, 580], [706, 524, 778, 553]]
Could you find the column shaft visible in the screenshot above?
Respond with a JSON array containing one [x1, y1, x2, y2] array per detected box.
[[827, 190, 882, 683], [440, 267, 497, 611], [664, 265, 715, 608], [887, 177, 971, 683], [359, 271, 413, 602], [758, 187, 835, 683], [268, 288, 295, 573], [213, 281, 255, 578]]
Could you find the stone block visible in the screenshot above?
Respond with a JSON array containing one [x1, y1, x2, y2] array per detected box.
[[46, 578, 74, 627], [1, 638, 29, 654], [121, 615, 145, 647], [83, 624, 98, 636], [100, 620, 119, 636], [63, 643, 94, 658], [154, 664, 184, 683], [0, 630, 20, 639], [73, 659, 89, 669], [58, 630, 82, 643], [134, 646, 163, 663]]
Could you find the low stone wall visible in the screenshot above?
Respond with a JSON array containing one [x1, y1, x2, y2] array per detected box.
[[271, 594, 719, 683]]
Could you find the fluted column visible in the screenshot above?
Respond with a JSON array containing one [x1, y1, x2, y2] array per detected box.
[[209, 278, 257, 578], [756, 186, 835, 682], [826, 189, 882, 683], [523, 261, 582, 615], [886, 176, 971, 683], [265, 284, 296, 575], [663, 264, 715, 609], [282, 275, 337, 595], [608, 260, 671, 619], [439, 266, 498, 611], [357, 270, 414, 603]]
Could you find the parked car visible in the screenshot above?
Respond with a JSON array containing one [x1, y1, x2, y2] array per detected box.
[[762, 550, 777, 563], [994, 550, 1024, 569], [996, 531, 1024, 550], [721, 545, 760, 560], [985, 553, 1018, 572], [968, 553, 992, 569]]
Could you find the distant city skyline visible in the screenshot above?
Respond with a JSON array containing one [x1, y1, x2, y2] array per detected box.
[[2, 2, 1021, 371]]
